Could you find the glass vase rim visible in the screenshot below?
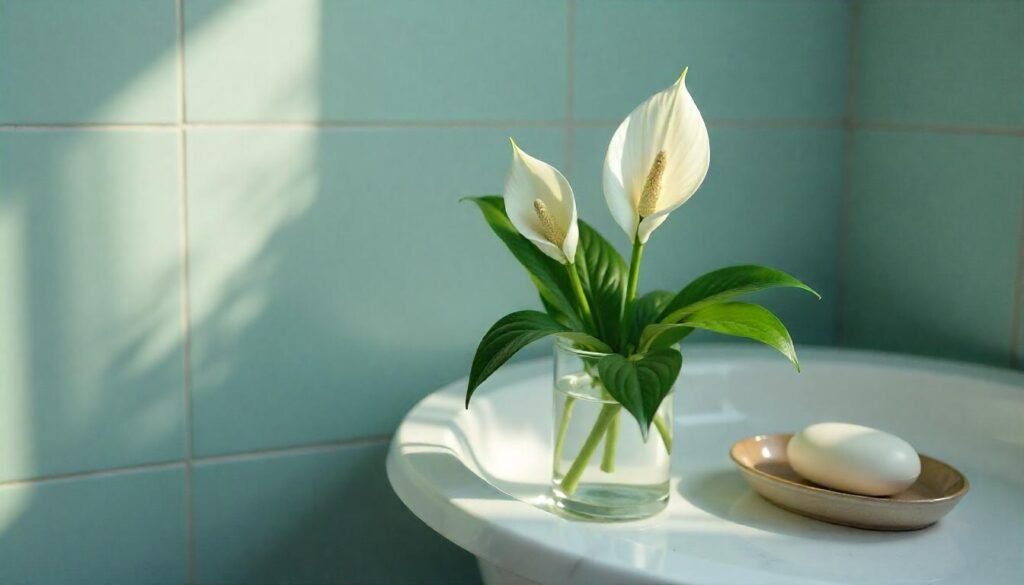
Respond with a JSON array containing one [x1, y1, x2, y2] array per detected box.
[[553, 335, 613, 358], [553, 336, 680, 357]]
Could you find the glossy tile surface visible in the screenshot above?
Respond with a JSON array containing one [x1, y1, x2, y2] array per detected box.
[[571, 125, 842, 345], [187, 127, 563, 456], [0, 131, 185, 481], [0, 467, 187, 584], [185, 0, 567, 122], [844, 131, 1023, 365], [0, 0, 178, 123], [856, 0, 1024, 128], [193, 442, 479, 584], [574, 0, 848, 121]]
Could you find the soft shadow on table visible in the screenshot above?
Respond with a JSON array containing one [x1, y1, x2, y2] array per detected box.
[[678, 469, 928, 543]]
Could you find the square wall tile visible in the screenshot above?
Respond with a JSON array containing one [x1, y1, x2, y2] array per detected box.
[[571, 125, 842, 346], [574, 0, 848, 122], [0, 467, 187, 584], [1018, 270, 1024, 369], [188, 127, 563, 456], [844, 131, 1023, 365], [856, 0, 1024, 129], [185, 0, 567, 122], [0, 131, 185, 481], [0, 0, 178, 124], [193, 443, 479, 584]]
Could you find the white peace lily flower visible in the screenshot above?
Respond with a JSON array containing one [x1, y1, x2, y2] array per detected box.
[[603, 69, 711, 244], [503, 139, 580, 264]]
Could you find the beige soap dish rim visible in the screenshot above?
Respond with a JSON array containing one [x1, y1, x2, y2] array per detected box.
[[730, 433, 970, 505]]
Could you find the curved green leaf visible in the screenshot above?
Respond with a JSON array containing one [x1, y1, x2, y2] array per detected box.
[[672, 302, 799, 370], [535, 278, 573, 327], [597, 349, 682, 440], [623, 290, 674, 349], [638, 323, 693, 352], [466, 311, 567, 407], [660, 265, 819, 323], [574, 221, 628, 345], [464, 196, 581, 328]]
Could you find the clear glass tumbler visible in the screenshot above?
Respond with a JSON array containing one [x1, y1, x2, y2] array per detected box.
[[551, 339, 674, 520]]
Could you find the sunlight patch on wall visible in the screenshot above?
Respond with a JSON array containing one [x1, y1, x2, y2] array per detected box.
[[185, 0, 323, 121], [187, 128, 319, 388], [89, 44, 178, 125], [0, 196, 31, 523], [59, 133, 183, 438]]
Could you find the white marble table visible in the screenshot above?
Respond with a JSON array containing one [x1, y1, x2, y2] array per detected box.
[[387, 345, 1024, 585]]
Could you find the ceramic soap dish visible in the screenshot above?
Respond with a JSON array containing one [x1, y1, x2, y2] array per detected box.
[[730, 433, 969, 531]]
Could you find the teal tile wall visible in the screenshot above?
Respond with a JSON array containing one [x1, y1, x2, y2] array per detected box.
[[187, 126, 560, 457], [843, 131, 1023, 365], [1, 0, 1019, 584], [0, 131, 185, 482], [574, 0, 849, 122], [856, 0, 1024, 129], [0, 0, 178, 124], [0, 467, 187, 584], [842, 1, 1024, 368], [193, 443, 478, 584], [185, 0, 567, 122]]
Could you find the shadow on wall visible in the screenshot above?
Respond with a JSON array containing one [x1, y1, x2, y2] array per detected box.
[[0, 1, 482, 583], [193, 443, 481, 584]]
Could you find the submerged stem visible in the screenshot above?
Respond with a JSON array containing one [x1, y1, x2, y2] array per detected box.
[[653, 414, 673, 455], [600, 406, 621, 472], [553, 396, 576, 472], [559, 403, 620, 495]]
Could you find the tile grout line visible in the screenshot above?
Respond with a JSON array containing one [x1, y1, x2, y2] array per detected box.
[[173, 1, 196, 583], [852, 120, 1024, 137], [191, 434, 393, 466], [0, 120, 1020, 135], [0, 121, 566, 131], [0, 461, 187, 489], [0, 119, 843, 131], [563, 0, 576, 178], [0, 434, 394, 489], [1009, 193, 1024, 369], [20, 117, 1024, 133], [835, 0, 861, 346]]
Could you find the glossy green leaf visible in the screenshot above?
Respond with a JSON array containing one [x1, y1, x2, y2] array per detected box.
[[574, 221, 627, 345], [623, 290, 674, 349], [659, 265, 819, 323], [465, 196, 581, 328], [638, 323, 693, 352], [466, 311, 567, 407], [667, 302, 800, 370], [535, 277, 573, 327], [597, 349, 682, 440]]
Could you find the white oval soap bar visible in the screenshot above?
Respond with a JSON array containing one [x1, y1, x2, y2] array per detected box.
[[787, 422, 921, 496]]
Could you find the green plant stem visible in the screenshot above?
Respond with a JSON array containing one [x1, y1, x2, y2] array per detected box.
[[653, 414, 672, 455], [600, 405, 621, 472], [598, 236, 646, 474], [624, 238, 644, 311], [560, 403, 619, 495], [553, 396, 576, 472], [565, 262, 595, 332]]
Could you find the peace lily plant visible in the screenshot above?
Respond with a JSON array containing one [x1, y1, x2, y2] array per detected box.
[[463, 70, 818, 518]]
